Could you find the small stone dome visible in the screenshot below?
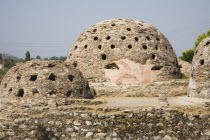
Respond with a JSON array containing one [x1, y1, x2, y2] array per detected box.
[[188, 37, 210, 98], [0, 60, 94, 99], [67, 19, 181, 83]]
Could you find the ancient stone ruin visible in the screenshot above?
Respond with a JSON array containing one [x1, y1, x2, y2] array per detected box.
[[0, 60, 94, 99], [188, 37, 210, 99], [67, 19, 181, 83]]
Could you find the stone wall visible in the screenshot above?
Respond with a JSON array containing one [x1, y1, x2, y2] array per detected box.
[[92, 79, 189, 97], [178, 58, 192, 76], [0, 108, 209, 140]]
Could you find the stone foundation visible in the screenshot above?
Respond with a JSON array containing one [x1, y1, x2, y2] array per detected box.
[[92, 79, 189, 97], [0, 107, 209, 139]]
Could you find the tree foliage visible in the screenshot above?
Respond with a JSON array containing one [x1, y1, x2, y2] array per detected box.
[[180, 29, 210, 63], [36, 55, 41, 59], [179, 49, 195, 63], [25, 51, 31, 61], [194, 29, 210, 48]]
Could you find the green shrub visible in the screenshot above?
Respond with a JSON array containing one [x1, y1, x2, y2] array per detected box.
[[181, 73, 189, 79]]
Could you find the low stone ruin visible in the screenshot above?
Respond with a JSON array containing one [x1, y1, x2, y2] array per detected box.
[[188, 37, 210, 99], [0, 60, 94, 99]]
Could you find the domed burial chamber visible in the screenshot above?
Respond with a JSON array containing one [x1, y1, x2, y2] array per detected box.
[[188, 37, 210, 99], [67, 19, 184, 97], [0, 60, 94, 99]]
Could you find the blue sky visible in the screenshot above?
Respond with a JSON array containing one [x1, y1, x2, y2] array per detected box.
[[0, 0, 209, 58]]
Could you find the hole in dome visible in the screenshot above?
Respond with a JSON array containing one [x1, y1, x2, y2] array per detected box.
[[142, 45, 147, 50], [17, 89, 24, 97], [48, 73, 56, 81], [94, 37, 98, 40], [30, 75, 37, 81], [152, 54, 156, 59], [4, 84, 7, 88], [68, 75, 74, 82], [84, 45, 88, 49], [151, 66, 163, 70], [48, 90, 57, 96], [111, 23, 116, 26], [165, 46, 168, 50], [200, 59, 204, 65], [110, 44, 115, 49], [106, 36, 111, 40], [128, 45, 132, 49], [195, 50, 198, 54], [105, 63, 119, 69], [156, 38, 160, 41], [206, 41, 210, 46], [8, 88, 12, 92], [74, 46, 77, 50], [98, 45, 102, 49], [17, 76, 21, 81], [66, 90, 72, 97], [146, 36, 150, 40], [48, 64, 56, 67], [73, 61, 78, 67], [121, 36, 126, 40], [127, 28, 131, 31], [101, 54, 107, 60], [155, 45, 158, 50], [134, 37, 139, 42], [93, 29, 97, 32]]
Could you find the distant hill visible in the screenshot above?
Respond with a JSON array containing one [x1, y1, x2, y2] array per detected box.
[[0, 53, 19, 60]]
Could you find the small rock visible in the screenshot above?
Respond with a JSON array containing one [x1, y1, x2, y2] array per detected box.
[[86, 132, 93, 137], [6, 131, 15, 136], [96, 133, 106, 138], [66, 128, 73, 132], [81, 114, 89, 118], [19, 124, 27, 129], [162, 135, 172, 140], [85, 121, 92, 126], [73, 121, 81, 126], [112, 132, 118, 137]]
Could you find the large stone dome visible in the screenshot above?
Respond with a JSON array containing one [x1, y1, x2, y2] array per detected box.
[[67, 19, 181, 83], [0, 60, 94, 99], [188, 37, 210, 99]]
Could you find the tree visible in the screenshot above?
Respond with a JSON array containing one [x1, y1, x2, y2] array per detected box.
[[36, 55, 41, 60], [179, 49, 195, 63], [180, 29, 210, 63], [194, 29, 210, 48], [25, 51, 31, 61]]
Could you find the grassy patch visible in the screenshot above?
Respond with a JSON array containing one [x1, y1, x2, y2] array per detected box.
[[181, 73, 190, 79], [126, 93, 148, 97], [175, 92, 188, 96]]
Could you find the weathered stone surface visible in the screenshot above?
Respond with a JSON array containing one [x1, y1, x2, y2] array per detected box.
[[91, 79, 188, 97], [178, 58, 192, 76], [67, 19, 181, 83], [0, 60, 94, 99], [0, 107, 209, 139], [188, 37, 210, 99]]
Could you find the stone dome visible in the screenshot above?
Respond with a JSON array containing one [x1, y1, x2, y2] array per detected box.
[[0, 60, 94, 99], [188, 37, 210, 98], [67, 19, 181, 83]]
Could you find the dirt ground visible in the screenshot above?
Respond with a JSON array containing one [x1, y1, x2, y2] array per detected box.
[[102, 96, 209, 107]]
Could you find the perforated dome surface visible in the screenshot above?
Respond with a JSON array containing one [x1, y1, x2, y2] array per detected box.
[[0, 60, 94, 99], [188, 37, 210, 98], [67, 19, 181, 83]]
